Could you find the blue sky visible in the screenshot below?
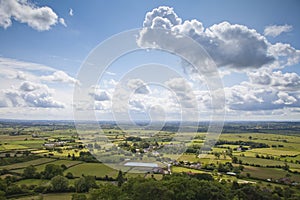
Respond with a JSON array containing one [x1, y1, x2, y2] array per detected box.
[[0, 0, 300, 121]]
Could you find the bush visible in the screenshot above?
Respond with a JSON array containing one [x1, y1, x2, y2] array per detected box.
[[51, 175, 69, 192]]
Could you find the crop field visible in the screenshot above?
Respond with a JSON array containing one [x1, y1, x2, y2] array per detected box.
[[0, 144, 28, 150]]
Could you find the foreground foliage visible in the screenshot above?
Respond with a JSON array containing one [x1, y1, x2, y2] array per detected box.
[[88, 174, 299, 200]]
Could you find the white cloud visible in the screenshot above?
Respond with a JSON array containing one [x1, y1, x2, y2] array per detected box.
[[69, 8, 73, 16], [89, 87, 110, 101], [264, 24, 293, 37], [165, 77, 197, 109], [40, 71, 79, 85], [105, 71, 116, 76], [59, 18, 67, 27], [143, 6, 182, 29], [249, 69, 300, 91], [248, 70, 271, 85], [20, 81, 43, 92], [0, 0, 60, 31], [273, 91, 297, 105], [0, 57, 76, 119], [140, 6, 275, 69], [225, 78, 300, 112], [22, 91, 64, 108], [268, 43, 300, 67], [129, 99, 146, 112], [0, 57, 56, 73], [272, 71, 300, 91], [127, 79, 150, 94], [1, 81, 64, 108]]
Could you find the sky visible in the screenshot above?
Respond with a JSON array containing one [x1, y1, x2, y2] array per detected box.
[[0, 0, 300, 121]]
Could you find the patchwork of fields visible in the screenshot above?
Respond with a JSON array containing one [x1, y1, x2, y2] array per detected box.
[[0, 121, 300, 199]]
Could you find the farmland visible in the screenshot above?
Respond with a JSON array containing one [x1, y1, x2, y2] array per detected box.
[[0, 120, 300, 199]]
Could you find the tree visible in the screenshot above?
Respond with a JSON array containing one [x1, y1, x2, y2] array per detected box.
[[89, 184, 122, 200], [42, 164, 63, 179], [246, 173, 251, 178], [66, 172, 74, 179], [74, 177, 87, 193], [214, 152, 221, 160], [23, 165, 37, 178], [51, 175, 69, 192], [283, 163, 290, 171], [0, 190, 5, 200], [74, 176, 98, 193], [117, 170, 125, 187], [232, 156, 238, 164]]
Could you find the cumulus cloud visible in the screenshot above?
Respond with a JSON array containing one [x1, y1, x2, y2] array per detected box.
[[264, 24, 293, 37], [40, 71, 79, 85], [139, 6, 275, 69], [129, 99, 146, 112], [248, 70, 271, 85], [165, 77, 197, 108], [143, 6, 182, 29], [1, 81, 64, 108], [0, 57, 76, 116], [89, 87, 110, 101], [272, 71, 300, 91], [225, 81, 300, 112], [127, 79, 150, 94], [20, 81, 43, 92], [268, 43, 300, 67], [0, 0, 62, 31], [22, 92, 64, 108], [249, 70, 300, 91], [273, 91, 297, 105]]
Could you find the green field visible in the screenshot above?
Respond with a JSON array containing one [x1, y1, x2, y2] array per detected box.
[[238, 156, 300, 169], [0, 157, 56, 170], [22, 159, 82, 173], [172, 166, 209, 174], [64, 163, 117, 177], [16, 193, 73, 200], [241, 166, 300, 182]]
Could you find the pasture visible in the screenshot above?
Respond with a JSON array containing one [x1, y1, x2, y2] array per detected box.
[[64, 163, 118, 177]]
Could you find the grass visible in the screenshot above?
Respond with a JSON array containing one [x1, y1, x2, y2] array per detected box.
[[41, 149, 89, 158], [0, 157, 56, 170], [241, 166, 300, 182], [16, 193, 74, 200], [249, 148, 299, 156], [34, 159, 83, 172], [9, 140, 45, 148], [237, 156, 300, 169], [16, 179, 50, 186], [64, 163, 117, 178], [172, 166, 209, 174], [0, 144, 29, 150]]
